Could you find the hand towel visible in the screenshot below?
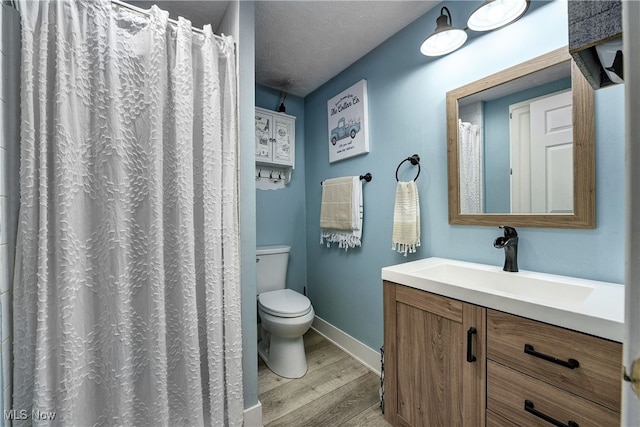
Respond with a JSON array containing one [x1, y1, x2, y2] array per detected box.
[[392, 180, 420, 256], [320, 176, 363, 250], [320, 176, 356, 230]]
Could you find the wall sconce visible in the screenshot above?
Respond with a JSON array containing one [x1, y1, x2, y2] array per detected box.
[[420, 0, 530, 57], [420, 6, 467, 57], [467, 0, 530, 31]]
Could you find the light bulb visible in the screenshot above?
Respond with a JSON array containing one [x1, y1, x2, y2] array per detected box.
[[420, 29, 467, 56], [487, 1, 506, 22], [467, 0, 529, 32]]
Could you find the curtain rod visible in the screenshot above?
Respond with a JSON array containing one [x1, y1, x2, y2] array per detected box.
[[111, 0, 225, 41]]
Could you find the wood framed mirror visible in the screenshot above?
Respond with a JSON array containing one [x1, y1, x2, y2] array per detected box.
[[447, 47, 595, 228]]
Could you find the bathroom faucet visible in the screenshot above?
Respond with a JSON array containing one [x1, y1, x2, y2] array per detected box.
[[494, 226, 518, 272]]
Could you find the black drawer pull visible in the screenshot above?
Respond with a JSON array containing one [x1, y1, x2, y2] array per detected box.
[[466, 327, 477, 363], [524, 344, 580, 369], [524, 400, 579, 427]]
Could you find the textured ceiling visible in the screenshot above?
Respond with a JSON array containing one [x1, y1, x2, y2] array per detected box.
[[255, 1, 439, 96], [125, 1, 439, 97]]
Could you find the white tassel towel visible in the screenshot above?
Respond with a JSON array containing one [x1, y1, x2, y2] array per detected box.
[[320, 176, 363, 251], [392, 180, 421, 256]]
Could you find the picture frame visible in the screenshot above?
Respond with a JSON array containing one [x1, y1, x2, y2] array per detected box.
[[327, 79, 370, 163]]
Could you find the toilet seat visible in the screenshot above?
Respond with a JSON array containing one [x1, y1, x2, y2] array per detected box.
[[258, 289, 312, 318]]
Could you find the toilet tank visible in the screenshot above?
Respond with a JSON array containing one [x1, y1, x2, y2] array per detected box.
[[256, 245, 290, 294]]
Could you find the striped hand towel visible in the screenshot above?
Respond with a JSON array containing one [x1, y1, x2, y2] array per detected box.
[[392, 180, 420, 256], [320, 176, 363, 250]]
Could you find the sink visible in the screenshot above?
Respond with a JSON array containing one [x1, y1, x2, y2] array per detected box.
[[381, 257, 624, 342], [413, 263, 594, 304]]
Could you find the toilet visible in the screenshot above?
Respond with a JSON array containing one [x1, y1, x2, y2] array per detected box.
[[257, 245, 314, 378]]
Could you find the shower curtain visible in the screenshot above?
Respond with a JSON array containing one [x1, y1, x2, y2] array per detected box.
[[458, 120, 483, 214], [13, 1, 242, 426]]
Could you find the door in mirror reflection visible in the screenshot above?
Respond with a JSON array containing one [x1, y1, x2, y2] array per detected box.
[[511, 89, 573, 213], [458, 75, 572, 214]]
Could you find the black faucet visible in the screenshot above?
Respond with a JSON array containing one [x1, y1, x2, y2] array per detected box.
[[494, 226, 518, 272]]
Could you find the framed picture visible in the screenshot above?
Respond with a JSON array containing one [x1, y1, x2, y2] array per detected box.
[[327, 79, 370, 163]]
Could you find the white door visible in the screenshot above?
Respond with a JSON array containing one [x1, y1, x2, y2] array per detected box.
[[624, 1, 640, 424], [272, 116, 294, 166], [529, 90, 573, 213], [509, 102, 532, 213], [255, 111, 273, 162]]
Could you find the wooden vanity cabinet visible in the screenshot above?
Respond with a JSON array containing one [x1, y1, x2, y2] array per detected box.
[[383, 281, 623, 427], [383, 281, 486, 427]]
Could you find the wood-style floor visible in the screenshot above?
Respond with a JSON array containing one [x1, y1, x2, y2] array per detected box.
[[258, 329, 391, 427]]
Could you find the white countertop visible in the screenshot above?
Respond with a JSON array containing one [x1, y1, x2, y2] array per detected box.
[[382, 257, 624, 342]]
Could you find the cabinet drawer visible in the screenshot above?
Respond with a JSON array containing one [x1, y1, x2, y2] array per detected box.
[[488, 361, 619, 427], [487, 410, 518, 427], [487, 309, 621, 411]]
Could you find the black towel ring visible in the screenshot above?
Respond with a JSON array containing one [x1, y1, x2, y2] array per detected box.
[[395, 154, 421, 181]]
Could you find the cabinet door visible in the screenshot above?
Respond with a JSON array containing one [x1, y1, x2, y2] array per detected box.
[[383, 282, 486, 427], [255, 111, 273, 162], [272, 116, 294, 166]]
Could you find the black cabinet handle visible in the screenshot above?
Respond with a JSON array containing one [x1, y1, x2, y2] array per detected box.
[[524, 400, 579, 427], [466, 327, 477, 363], [524, 344, 580, 369]]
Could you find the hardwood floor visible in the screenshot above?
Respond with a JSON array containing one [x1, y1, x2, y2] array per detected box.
[[258, 329, 391, 427]]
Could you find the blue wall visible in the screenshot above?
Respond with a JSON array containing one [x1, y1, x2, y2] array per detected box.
[[255, 86, 308, 295], [253, 1, 625, 353], [228, 0, 260, 410], [301, 0, 625, 352]]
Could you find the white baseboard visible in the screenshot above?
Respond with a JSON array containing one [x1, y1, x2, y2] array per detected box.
[[311, 316, 381, 376], [243, 401, 263, 427]]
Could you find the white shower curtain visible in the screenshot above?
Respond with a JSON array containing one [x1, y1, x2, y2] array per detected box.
[[458, 120, 483, 214], [13, 1, 242, 426]]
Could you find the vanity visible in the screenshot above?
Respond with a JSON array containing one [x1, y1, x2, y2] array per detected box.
[[381, 41, 624, 426], [382, 257, 624, 427]]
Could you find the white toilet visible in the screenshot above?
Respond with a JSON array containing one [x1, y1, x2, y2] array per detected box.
[[257, 245, 314, 378]]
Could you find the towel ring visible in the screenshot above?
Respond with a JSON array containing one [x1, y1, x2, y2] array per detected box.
[[396, 154, 421, 181]]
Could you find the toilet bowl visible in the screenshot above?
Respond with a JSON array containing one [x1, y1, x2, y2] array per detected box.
[[258, 289, 314, 378], [256, 245, 314, 379]]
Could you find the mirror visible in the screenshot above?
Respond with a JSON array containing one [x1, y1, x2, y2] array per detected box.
[[447, 47, 595, 228]]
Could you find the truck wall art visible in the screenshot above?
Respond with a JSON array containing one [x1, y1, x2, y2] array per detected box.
[[327, 79, 370, 163]]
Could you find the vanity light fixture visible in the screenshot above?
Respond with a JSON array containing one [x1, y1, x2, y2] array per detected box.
[[420, 6, 467, 57], [420, 1, 530, 57], [467, 0, 530, 32]]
